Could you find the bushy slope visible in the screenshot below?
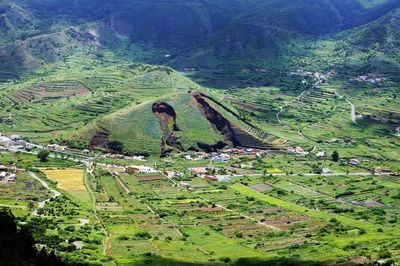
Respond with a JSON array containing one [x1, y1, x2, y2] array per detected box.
[[0, 0, 34, 41], [345, 7, 400, 50]]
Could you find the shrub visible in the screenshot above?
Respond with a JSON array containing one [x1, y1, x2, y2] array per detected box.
[[135, 231, 151, 239]]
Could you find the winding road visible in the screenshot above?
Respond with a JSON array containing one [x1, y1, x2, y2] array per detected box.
[[276, 89, 310, 125], [335, 91, 357, 124], [30, 172, 61, 216]]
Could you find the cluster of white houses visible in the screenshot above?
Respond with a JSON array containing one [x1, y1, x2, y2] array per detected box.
[[0, 165, 16, 182], [0, 134, 35, 151]]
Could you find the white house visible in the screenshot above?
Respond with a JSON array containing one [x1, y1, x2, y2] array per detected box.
[[322, 168, 332, 174], [349, 159, 361, 166], [0, 135, 11, 145], [126, 165, 157, 174], [216, 176, 230, 182], [184, 155, 193, 161], [47, 144, 66, 152]]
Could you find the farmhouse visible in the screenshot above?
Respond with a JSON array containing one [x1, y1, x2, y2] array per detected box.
[[216, 176, 230, 182], [0, 135, 11, 145], [349, 159, 361, 166], [322, 168, 332, 174], [163, 170, 184, 178], [212, 153, 230, 162], [103, 153, 123, 159], [6, 139, 28, 150], [287, 147, 309, 155], [189, 167, 213, 175], [126, 165, 157, 174], [256, 151, 267, 158], [184, 155, 193, 161], [0, 171, 16, 182], [47, 144, 67, 152], [374, 167, 392, 174], [125, 155, 146, 161], [354, 74, 385, 84]]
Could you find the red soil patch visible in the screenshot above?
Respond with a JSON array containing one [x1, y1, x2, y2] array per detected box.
[[89, 127, 110, 148], [137, 175, 164, 182]]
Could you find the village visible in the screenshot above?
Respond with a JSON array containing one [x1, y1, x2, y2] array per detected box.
[[0, 164, 16, 183], [1, 125, 399, 266], [1, 131, 399, 188]]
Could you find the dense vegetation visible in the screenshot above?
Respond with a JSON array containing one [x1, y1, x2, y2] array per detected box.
[[0, 207, 67, 266]]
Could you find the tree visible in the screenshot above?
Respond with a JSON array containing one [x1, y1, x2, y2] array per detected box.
[[107, 140, 124, 154], [27, 201, 34, 211], [331, 151, 339, 162], [37, 208, 44, 216], [0, 207, 67, 265], [37, 150, 50, 162]]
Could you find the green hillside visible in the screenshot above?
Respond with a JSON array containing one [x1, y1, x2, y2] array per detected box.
[[0, 0, 399, 154]]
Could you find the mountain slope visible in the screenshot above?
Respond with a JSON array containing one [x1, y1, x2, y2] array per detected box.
[[0, 0, 34, 41], [0, 0, 399, 82]]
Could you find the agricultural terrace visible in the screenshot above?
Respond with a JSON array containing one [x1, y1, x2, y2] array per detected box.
[[0, 151, 108, 264], [77, 160, 400, 264], [0, 171, 52, 216]]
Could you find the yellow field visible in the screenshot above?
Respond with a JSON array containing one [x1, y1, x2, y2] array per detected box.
[[266, 168, 283, 173], [43, 169, 89, 202]]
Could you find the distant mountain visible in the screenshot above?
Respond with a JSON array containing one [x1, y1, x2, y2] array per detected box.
[[0, 0, 399, 81], [344, 7, 400, 51], [0, 0, 34, 41], [7, 0, 400, 48], [341, 6, 400, 77]]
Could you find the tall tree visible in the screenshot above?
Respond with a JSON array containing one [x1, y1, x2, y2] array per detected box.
[[38, 150, 50, 162], [331, 151, 339, 162]]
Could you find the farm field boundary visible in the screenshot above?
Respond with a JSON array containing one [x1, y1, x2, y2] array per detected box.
[[230, 183, 397, 234]]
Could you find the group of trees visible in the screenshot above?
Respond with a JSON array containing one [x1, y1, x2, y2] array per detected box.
[[0, 208, 68, 265]]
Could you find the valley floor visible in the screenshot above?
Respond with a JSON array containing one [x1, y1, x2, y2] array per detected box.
[[1, 144, 399, 265]]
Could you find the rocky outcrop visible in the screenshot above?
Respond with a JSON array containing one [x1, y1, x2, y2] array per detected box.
[[152, 102, 183, 156], [192, 91, 272, 149]]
